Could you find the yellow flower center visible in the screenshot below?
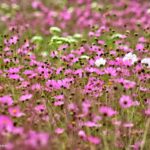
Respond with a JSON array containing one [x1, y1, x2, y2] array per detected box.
[[12, 109, 17, 114]]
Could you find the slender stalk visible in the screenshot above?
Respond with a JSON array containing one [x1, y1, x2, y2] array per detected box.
[[140, 118, 150, 150]]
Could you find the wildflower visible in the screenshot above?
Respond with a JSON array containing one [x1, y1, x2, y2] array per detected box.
[[8, 74, 24, 81], [145, 108, 150, 116], [0, 95, 13, 106], [123, 122, 134, 128], [55, 128, 64, 134], [123, 52, 138, 65], [78, 130, 86, 140], [119, 95, 133, 108], [34, 104, 45, 113], [136, 43, 144, 51], [19, 94, 33, 102], [99, 106, 117, 117], [25, 131, 49, 147], [49, 26, 61, 35], [122, 79, 136, 89], [95, 58, 106, 67], [54, 101, 64, 106], [141, 58, 150, 68], [31, 83, 41, 91], [104, 67, 117, 76], [87, 136, 101, 145], [80, 55, 90, 59], [8, 106, 24, 117], [83, 121, 100, 127], [0, 115, 13, 132]]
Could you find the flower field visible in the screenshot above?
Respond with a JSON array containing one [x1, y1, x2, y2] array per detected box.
[[0, 0, 150, 149]]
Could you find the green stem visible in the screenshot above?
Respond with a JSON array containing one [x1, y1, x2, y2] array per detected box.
[[140, 118, 150, 150]]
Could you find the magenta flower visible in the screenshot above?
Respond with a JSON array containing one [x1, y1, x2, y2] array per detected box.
[[55, 128, 64, 134], [19, 94, 33, 102], [119, 95, 133, 108], [123, 80, 136, 89], [99, 106, 117, 117], [0, 95, 13, 106], [87, 136, 101, 145], [34, 104, 45, 113], [104, 67, 117, 76], [6, 67, 20, 74], [78, 130, 86, 138], [8, 74, 24, 81], [8, 106, 24, 117], [145, 108, 150, 116], [25, 131, 49, 147], [83, 121, 100, 128], [0, 115, 13, 132]]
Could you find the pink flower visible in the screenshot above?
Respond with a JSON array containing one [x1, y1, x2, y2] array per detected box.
[[25, 131, 49, 147], [136, 43, 144, 51], [123, 80, 136, 89], [8, 74, 24, 81], [8, 106, 24, 117], [0, 115, 13, 132], [31, 83, 41, 91], [87, 136, 101, 145], [119, 95, 133, 108], [54, 94, 64, 100], [123, 122, 134, 128], [0, 95, 13, 106], [54, 101, 64, 106], [19, 94, 33, 102], [83, 121, 100, 127], [78, 130, 86, 140], [145, 108, 150, 116], [12, 127, 24, 135], [6, 67, 20, 74], [55, 128, 64, 134], [34, 104, 45, 113], [99, 106, 117, 117], [131, 141, 142, 150], [68, 103, 78, 112], [104, 67, 117, 76]]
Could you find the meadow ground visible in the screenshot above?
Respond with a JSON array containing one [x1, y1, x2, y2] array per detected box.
[[0, 0, 150, 150]]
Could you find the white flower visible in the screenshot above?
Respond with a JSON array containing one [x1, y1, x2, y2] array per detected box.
[[41, 51, 48, 57], [123, 52, 138, 64], [147, 8, 150, 14], [111, 33, 126, 39], [80, 55, 90, 59], [95, 58, 106, 67], [141, 58, 150, 68]]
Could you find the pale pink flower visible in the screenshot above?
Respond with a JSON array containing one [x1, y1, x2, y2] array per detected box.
[[87, 136, 101, 145], [8, 106, 24, 117], [55, 128, 64, 134], [119, 95, 133, 108], [0, 115, 13, 132], [0, 95, 13, 106], [99, 106, 117, 117], [19, 94, 33, 102]]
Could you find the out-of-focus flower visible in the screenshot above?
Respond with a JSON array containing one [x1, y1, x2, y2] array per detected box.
[[87, 136, 101, 145], [141, 58, 150, 68], [0, 95, 13, 106], [19, 94, 32, 102], [55, 128, 64, 134], [123, 53, 138, 65], [119, 95, 133, 108], [99, 106, 117, 117], [0, 115, 13, 132], [95, 58, 106, 67], [8, 106, 25, 117]]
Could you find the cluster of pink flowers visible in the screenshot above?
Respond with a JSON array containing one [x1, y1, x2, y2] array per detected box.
[[0, 0, 149, 149]]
